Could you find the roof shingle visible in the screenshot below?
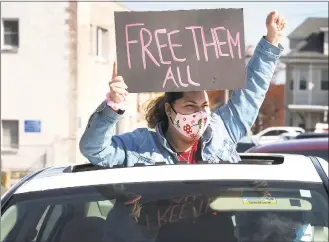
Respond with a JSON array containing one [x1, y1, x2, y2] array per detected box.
[[288, 17, 328, 39]]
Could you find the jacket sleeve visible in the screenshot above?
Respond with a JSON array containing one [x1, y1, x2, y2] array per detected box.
[[215, 37, 284, 144], [79, 101, 140, 168]]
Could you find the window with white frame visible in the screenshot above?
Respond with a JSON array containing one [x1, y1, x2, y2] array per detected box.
[[321, 69, 328, 91], [1, 120, 19, 149], [96, 27, 109, 59], [1, 19, 19, 50], [298, 69, 308, 91]]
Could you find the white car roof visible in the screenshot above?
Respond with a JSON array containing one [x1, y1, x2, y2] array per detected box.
[[14, 154, 322, 194], [261, 127, 305, 132]]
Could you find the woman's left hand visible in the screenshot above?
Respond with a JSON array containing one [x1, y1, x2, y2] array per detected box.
[[265, 11, 287, 47]]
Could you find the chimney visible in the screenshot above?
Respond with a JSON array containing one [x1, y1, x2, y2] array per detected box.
[[320, 27, 328, 55]]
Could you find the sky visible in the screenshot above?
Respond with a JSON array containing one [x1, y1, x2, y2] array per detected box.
[[119, 1, 328, 84], [120, 1, 328, 54]]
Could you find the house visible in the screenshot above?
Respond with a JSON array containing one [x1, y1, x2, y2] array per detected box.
[[207, 44, 286, 134], [1, 1, 131, 175], [280, 17, 328, 130]]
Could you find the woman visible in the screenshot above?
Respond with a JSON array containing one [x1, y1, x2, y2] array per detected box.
[[234, 212, 312, 242], [80, 11, 286, 167]]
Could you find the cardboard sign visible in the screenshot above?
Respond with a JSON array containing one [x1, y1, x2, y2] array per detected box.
[[115, 9, 246, 93]]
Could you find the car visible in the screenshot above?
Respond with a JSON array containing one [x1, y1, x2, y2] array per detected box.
[[1, 154, 328, 242], [314, 123, 328, 133], [236, 136, 260, 153], [280, 132, 329, 141], [278, 132, 300, 141], [295, 132, 329, 140], [250, 126, 305, 145], [246, 137, 329, 161]]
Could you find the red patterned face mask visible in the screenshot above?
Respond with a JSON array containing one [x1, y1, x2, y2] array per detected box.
[[169, 106, 210, 140]]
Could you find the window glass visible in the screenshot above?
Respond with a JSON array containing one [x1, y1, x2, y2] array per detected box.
[[2, 19, 19, 48], [299, 69, 308, 90], [96, 27, 109, 59], [1, 120, 19, 149], [262, 130, 281, 136], [262, 131, 274, 136], [1, 181, 328, 242]]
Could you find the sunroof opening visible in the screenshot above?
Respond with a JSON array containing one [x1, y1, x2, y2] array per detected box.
[[63, 155, 284, 173]]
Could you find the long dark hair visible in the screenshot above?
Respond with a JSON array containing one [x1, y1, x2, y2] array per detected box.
[[145, 92, 184, 129]]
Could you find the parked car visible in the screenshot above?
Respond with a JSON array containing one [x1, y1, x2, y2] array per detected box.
[[279, 132, 301, 140], [280, 132, 329, 141], [1, 154, 328, 242], [250, 126, 305, 145], [314, 123, 329, 133], [236, 136, 259, 153], [295, 132, 329, 140], [246, 137, 329, 161]]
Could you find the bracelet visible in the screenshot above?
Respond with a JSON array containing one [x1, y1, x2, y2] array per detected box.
[[106, 92, 126, 111]]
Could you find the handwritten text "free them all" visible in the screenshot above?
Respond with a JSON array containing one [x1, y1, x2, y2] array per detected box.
[[125, 24, 242, 88]]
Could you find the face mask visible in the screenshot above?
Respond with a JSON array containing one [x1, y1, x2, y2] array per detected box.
[[169, 105, 210, 139]]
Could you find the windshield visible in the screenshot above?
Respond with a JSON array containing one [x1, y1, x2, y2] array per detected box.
[[1, 180, 328, 242]]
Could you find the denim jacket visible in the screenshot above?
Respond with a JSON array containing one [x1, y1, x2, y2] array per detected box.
[[79, 37, 283, 167]]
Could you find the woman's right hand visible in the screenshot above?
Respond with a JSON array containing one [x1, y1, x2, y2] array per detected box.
[[108, 61, 129, 104]]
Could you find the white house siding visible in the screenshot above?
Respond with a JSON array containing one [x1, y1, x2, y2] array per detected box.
[[1, 2, 70, 170], [284, 62, 328, 129]]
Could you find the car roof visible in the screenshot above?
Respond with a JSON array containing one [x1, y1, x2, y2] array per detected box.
[[261, 126, 304, 131], [249, 137, 329, 152], [14, 154, 322, 194], [296, 132, 329, 139]]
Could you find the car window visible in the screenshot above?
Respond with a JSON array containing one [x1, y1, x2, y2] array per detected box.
[[33, 206, 51, 241], [97, 199, 115, 217], [276, 130, 288, 135], [262, 130, 287, 136], [261, 130, 278, 136], [1, 180, 328, 242], [38, 205, 63, 241], [1, 205, 18, 241]]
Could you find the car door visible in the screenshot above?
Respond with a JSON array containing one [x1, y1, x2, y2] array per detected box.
[[258, 130, 287, 145]]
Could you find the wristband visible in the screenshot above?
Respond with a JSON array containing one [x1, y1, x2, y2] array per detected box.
[[106, 92, 126, 112]]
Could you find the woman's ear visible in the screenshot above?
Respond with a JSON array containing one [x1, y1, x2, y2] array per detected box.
[[164, 102, 171, 117]]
